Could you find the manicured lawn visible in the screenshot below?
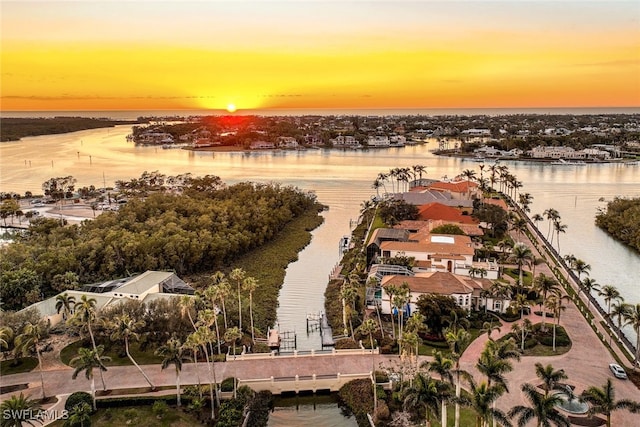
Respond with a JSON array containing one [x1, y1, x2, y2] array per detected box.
[[523, 344, 571, 357], [60, 339, 163, 367], [0, 357, 38, 375], [49, 405, 201, 427]]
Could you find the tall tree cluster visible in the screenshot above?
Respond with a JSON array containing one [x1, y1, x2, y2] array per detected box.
[[0, 177, 320, 310]]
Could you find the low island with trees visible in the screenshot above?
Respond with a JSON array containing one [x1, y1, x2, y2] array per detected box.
[[596, 197, 640, 252]]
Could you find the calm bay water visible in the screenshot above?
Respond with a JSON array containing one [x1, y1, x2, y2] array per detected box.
[[1, 125, 639, 351], [1, 123, 638, 425]]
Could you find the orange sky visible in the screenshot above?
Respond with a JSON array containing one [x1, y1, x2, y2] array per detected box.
[[1, 1, 639, 111]]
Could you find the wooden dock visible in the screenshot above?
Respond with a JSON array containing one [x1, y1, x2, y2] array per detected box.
[[320, 314, 335, 347]]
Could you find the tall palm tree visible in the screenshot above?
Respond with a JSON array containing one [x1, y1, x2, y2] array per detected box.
[[341, 283, 358, 338], [70, 346, 110, 409], [543, 209, 560, 241], [393, 283, 410, 339], [403, 373, 447, 427], [532, 213, 544, 230], [446, 328, 471, 427], [14, 322, 48, 400], [183, 333, 203, 397], [599, 285, 622, 333], [242, 277, 258, 344], [580, 379, 640, 427], [553, 221, 567, 252], [0, 392, 42, 426], [193, 326, 218, 416], [72, 295, 98, 350], [534, 363, 568, 397], [463, 375, 510, 427], [508, 382, 570, 427], [55, 293, 76, 321], [155, 337, 189, 407], [198, 308, 221, 354], [211, 271, 230, 329], [622, 303, 640, 370], [426, 350, 454, 427], [224, 326, 242, 358], [108, 313, 155, 389], [179, 294, 197, 331], [229, 268, 246, 331], [356, 319, 379, 409], [581, 278, 599, 310], [610, 300, 631, 341], [572, 259, 591, 281], [545, 294, 568, 352], [508, 243, 534, 293], [533, 274, 561, 332], [385, 284, 399, 339], [512, 294, 532, 351]]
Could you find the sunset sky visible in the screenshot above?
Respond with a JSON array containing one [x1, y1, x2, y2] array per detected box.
[[1, 0, 639, 112]]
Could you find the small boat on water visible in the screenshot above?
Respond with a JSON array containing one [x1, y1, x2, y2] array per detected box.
[[550, 159, 587, 166]]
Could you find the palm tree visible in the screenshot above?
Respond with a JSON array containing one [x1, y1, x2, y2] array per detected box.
[[242, 276, 258, 343], [55, 293, 76, 321], [356, 319, 379, 409], [581, 379, 640, 427], [198, 307, 222, 354], [534, 363, 568, 397], [622, 304, 640, 370], [512, 294, 532, 351], [70, 346, 110, 409], [183, 333, 203, 397], [532, 213, 544, 230], [385, 284, 399, 339], [64, 401, 92, 427], [229, 268, 246, 331], [211, 271, 230, 329], [0, 393, 42, 427], [463, 375, 510, 427], [545, 294, 568, 352], [533, 274, 561, 332], [193, 326, 218, 416], [14, 322, 48, 400], [610, 300, 631, 341], [572, 259, 591, 281], [599, 285, 622, 335], [553, 221, 567, 252], [508, 243, 534, 293], [0, 326, 13, 352], [511, 218, 528, 240], [155, 337, 189, 407], [341, 283, 358, 338], [72, 295, 98, 350], [109, 313, 155, 389], [224, 326, 242, 358], [543, 208, 560, 241], [581, 278, 599, 310], [426, 350, 454, 426], [179, 294, 197, 330], [446, 328, 471, 427], [393, 283, 410, 339], [508, 382, 570, 427], [403, 373, 447, 427]]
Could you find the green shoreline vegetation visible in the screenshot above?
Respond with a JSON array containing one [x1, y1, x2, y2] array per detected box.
[[595, 197, 640, 252], [0, 117, 142, 142]]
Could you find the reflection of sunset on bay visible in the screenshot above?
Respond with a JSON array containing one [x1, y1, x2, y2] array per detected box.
[[1, 1, 638, 111]]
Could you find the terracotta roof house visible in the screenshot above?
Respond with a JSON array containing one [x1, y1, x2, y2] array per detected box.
[[482, 198, 509, 211], [417, 202, 477, 224], [428, 180, 480, 200], [376, 272, 511, 314], [394, 219, 483, 237]]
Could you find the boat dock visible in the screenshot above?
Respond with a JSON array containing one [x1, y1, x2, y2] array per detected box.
[[319, 313, 335, 348]]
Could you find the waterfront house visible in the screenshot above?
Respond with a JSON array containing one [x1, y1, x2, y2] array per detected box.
[[376, 272, 510, 314], [249, 140, 276, 150], [20, 271, 194, 327], [417, 202, 477, 224]]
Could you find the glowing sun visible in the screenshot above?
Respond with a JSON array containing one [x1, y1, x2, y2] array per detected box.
[[226, 103, 237, 113]]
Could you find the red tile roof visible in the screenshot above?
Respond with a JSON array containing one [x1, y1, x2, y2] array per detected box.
[[482, 198, 509, 211], [417, 203, 478, 224], [429, 180, 478, 193]]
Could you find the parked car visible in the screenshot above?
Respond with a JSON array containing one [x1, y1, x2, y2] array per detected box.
[[609, 363, 627, 379]]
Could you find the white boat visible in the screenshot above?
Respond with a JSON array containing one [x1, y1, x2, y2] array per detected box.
[[550, 159, 586, 166]]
